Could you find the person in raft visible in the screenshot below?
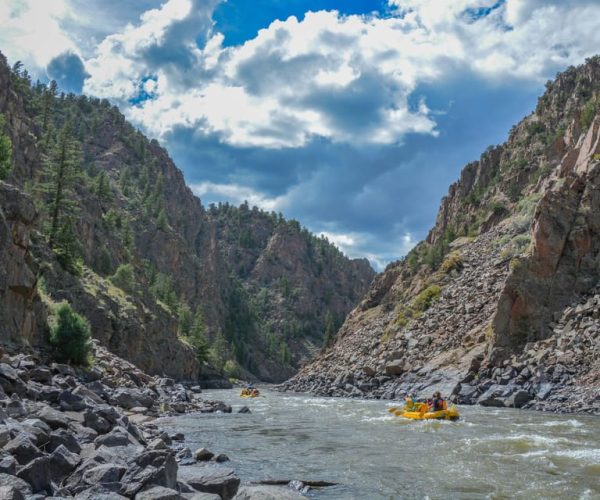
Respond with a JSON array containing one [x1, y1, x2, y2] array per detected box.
[[430, 391, 446, 411]]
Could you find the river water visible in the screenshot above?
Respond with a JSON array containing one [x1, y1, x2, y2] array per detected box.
[[160, 388, 600, 499]]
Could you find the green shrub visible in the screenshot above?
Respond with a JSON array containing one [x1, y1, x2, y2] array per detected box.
[[413, 285, 442, 312], [223, 359, 242, 379], [50, 303, 91, 365], [440, 251, 463, 274], [110, 264, 136, 294], [580, 96, 600, 130], [0, 114, 12, 181]]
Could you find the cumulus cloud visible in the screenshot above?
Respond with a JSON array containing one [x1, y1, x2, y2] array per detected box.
[[0, 0, 79, 73], [3, 0, 600, 267], [190, 181, 286, 212], [76, 0, 600, 150]]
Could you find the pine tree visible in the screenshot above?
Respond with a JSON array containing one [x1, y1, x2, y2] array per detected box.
[[40, 80, 58, 134], [94, 171, 112, 202], [0, 114, 12, 181], [323, 311, 337, 348], [178, 303, 193, 337], [190, 308, 210, 364], [156, 208, 169, 231], [38, 122, 82, 273]]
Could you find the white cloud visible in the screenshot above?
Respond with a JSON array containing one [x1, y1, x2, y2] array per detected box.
[[76, 0, 600, 149], [190, 182, 286, 212], [5, 0, 599, 148], [0, 0, 79, 73], [320, 229, 416, 270]]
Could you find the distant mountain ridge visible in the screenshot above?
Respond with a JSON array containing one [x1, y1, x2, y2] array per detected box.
[[0, 51, 374, 383], [282, 56, 600, 414]]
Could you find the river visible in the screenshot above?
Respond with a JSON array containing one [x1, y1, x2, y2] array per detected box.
[[159, 388, 600, 499]]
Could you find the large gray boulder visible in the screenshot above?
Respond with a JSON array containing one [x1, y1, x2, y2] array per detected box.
[[119, 450, 177, 496], [233, 485, 305, 499], [37, 405, 71, 429], [110, 388, 154, 410], [504, 389, 533, 408], [16, 456, 52, 493], [135, 485, 181, 500], [0, 473, 32, 497], [4, 433, 42, 464], [177, 466, 240, 500]]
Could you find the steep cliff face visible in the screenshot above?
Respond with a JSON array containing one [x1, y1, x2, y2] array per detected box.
[[0, 52, 373, 382], [209, 204, 374, 380], [283, 57, 600, 413], [0, 182, 45, 347]]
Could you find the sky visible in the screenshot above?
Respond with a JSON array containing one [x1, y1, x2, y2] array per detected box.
[[2, 1, 600, 270]]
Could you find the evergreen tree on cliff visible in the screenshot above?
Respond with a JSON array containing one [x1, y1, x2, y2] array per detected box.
[[38, 121, 83, 273], [0, 113, 12, 181]]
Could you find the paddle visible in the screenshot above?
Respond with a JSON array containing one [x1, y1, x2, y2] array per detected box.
[[387, 407, 399, 413]]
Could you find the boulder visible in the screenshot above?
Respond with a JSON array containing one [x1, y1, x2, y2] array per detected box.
[[504, 390, 532, 408], [477, 385, 507, 407], [148, 438, 168, 450], [194, 448, 214, 461], [27, 368, 52, 383], [456, 384, 478, 403], [72, 485, 128, 499], [0, 454, 17, 474], [73, 385, 105, 405], [48, 428, 82, 454], [0, 473, 32, 498], [49, 444, 81, 482], [212, 453, 229, 463], [187, 493, 221, 500], [81, 463, 127, 486], [238, 406, 251, 414], [177, 466, 240, 500], [4, 433, 42, 464], [119, 450, 177, 496], [16, 456, 52, 494], [0, 425, 11, 447], [84, 409, 112, 434], [0, 485, 25, 500], [362, 366, 375, 376], [110, 388, 154, 410], [0, 364, 26, 395], [233, 485, 304, 499], [94, 428, 132, 448], [385, 361, 403, 376], [59, 390, 88, 411], [135, 486, 180, 500], [37, 406, 70, 429]]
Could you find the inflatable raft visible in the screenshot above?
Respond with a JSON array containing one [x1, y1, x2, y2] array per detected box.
[[390, 401, 459, 421]]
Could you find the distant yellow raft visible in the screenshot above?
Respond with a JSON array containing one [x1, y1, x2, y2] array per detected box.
[[240, 389, 260, 398], [391, 401, 460, 421]]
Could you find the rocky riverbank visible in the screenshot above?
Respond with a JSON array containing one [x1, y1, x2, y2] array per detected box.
[[0, 342, 309, 499]]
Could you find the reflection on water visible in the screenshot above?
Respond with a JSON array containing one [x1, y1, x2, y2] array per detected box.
[[159, 389, 600, 499]]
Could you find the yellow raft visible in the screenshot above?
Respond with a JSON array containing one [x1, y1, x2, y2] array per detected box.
[[240, 389, 260, 398], [390, 401, 460, 421]]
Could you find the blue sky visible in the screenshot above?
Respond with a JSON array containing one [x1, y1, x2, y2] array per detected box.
[[2, 0, 600, 269]]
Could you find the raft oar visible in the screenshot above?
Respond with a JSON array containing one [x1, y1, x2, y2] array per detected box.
[[387, 407, 399, 414]]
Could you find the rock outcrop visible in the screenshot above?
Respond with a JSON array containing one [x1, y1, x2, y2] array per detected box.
[[0, 51, 373, 382], [0, 342, 244, 498], [0, 182, 45, 347], [282, 56, 600, 414]]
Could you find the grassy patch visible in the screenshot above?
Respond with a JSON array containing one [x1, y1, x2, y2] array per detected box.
[[413, 284, 442, 312], [440, 251, 463, 274]]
